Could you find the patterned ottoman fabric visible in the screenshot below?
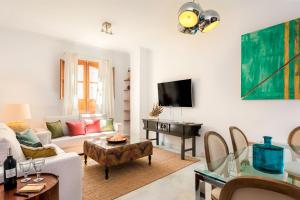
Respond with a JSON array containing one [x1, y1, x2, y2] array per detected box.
[[83, 137, 153, 167]]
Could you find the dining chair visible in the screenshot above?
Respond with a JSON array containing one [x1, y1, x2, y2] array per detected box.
[[287, 127, 300, 184], [204, 131, 229, 200], [219, 176, 300, 200], [229, 126, 249, 157], [288, 126, 300, 157]]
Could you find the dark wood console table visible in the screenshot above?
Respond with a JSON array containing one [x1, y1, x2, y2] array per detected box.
[[142, 119, 202, 160]]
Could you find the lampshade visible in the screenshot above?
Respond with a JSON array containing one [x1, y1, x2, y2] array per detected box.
[[178, 2, 202, 28], [199, 10, 220, 33], [2, 104, 31, 121]]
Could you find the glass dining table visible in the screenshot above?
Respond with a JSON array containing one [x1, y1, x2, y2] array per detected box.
[[194, 144, 300, 200]]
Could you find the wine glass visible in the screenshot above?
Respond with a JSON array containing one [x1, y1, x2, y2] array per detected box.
[[19, 158, 32, 183], [33, 158, 45, 182]]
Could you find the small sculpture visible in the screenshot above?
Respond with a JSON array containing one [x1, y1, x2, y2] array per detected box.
[[149, 103, 164, 118]]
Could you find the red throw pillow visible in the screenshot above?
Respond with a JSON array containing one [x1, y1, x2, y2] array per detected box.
[[66, 121, 85, 136], [85, 119, 101, 134]]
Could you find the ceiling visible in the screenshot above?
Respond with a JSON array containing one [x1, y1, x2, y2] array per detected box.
[[0, 0, 194, 52], [1, 0, 299, 53]]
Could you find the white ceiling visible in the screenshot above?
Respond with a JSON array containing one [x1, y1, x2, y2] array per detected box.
[[0, 0, 194, 51], [1, 0, 300, 52]]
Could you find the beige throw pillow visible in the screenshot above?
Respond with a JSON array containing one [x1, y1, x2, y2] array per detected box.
[[20, 144, 57, 159]]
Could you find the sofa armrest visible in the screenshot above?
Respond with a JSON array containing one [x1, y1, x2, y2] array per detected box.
[[33, 129, 52, 145], [44, 152, 82, 200]]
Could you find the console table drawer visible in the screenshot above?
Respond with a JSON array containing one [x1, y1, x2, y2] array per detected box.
[[143, 120, 158, 131], [158, 122, 169, 132]]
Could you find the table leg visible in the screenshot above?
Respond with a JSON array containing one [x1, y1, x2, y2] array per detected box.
[[195, 173, 205, 200], [105, 166, 109, 180], [84, 155, 87, 165], [146, 130, 149, 139], [148, 155, 151, 165], [192, 136, 196, 157], [156, 132, 159, 145], [181, 137, 185, 160]]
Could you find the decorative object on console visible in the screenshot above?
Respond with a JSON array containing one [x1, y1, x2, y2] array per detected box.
[[16, 129, 43, 147], [242, 18, 300, 100], [178, 0, 220, 34], [66, 121, 86, 136], [2, 104, 31, 132], [46, 120, 64, 139], [20, 145, 57, 159], [253, 136, 284, 174], [149, 103, 164, 118]]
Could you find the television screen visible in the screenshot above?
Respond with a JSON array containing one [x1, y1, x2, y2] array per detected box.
[[158, 79, 192, 107]]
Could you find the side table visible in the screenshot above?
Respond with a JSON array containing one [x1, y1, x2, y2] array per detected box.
[[0, 173, 59, 200]]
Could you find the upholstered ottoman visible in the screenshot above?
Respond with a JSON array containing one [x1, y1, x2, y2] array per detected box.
[[83, 137, 153, 179]]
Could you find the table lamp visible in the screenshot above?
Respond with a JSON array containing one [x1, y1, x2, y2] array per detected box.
[[2, 104, 32, 132]]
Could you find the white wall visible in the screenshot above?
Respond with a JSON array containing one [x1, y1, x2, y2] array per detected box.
[[140, 0, 300, 155], [0, 28, 130, 126], [130, 47, 152, 139]]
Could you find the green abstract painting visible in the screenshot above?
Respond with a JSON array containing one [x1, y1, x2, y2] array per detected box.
[[241, 18, 300, 100]]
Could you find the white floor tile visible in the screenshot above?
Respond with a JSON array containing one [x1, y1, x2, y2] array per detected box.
[[116, 161, 205, 200]]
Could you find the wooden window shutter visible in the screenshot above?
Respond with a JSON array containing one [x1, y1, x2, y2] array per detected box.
[[60, 59, 65, 99]]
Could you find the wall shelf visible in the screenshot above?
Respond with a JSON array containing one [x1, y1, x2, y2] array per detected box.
[[123, 69, 131, 134]]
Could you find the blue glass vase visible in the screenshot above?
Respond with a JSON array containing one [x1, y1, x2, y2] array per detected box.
[[253, 136, 284, 174]]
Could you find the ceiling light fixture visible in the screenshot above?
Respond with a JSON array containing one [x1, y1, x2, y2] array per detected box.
[[178, 1, 220, 35], [101, 22, 113, 35]]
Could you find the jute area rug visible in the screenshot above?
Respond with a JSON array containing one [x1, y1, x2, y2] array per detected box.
[[82, 148, 198, 200]]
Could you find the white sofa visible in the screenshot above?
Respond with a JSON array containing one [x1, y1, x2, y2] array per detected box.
[[44, 115, 120, 153], [0, 123, 82, 200]]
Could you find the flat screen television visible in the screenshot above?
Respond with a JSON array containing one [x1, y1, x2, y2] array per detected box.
[[158, 79, 192, 107]]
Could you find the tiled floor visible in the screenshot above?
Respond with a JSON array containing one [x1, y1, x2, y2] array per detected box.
[[116, 161, 204, 200]]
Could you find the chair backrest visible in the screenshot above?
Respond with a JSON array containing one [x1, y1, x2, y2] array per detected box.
[[229, 126, 249, 157], [219, 176, 300, 200], [288, 126, 300, 156], [204, 131, 229, 171]]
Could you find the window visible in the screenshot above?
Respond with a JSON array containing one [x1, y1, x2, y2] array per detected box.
[[77, 60, 99, 114]]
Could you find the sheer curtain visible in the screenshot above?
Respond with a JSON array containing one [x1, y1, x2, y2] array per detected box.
[[96, 59, 115, 118], [63, 52, 79, 115]]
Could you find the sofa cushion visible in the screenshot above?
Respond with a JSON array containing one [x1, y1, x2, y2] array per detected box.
[[20, 144, 57, 159], [85, 119, 101, 134], [45, 115, 80, 136], [100, 118, 114, 132], [46, 120, 64, 139], [16, 129, 43, 148], [66, 121, 85, 136], [0, 123, 25, 161]]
